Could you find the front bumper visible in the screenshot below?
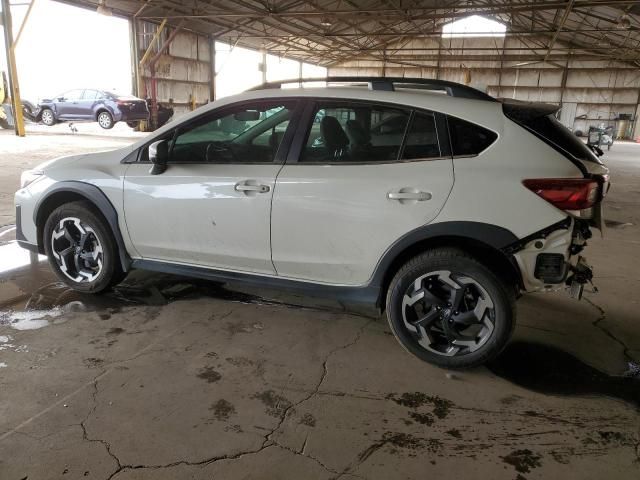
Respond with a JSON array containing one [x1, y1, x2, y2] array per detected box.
[[15, 205, 41, 253]]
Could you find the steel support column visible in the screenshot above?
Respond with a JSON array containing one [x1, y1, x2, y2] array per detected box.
[[130, 18, 140, 97], [209, 36, 216, 101]]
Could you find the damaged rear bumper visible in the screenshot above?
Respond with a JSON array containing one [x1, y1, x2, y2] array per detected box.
[[506, 217, 595, 295]]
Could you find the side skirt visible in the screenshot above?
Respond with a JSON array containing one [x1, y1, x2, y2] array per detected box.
[[132, 259, 382, 306]]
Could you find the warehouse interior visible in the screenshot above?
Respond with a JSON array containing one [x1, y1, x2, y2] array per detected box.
[[1, 1, 640, 479]]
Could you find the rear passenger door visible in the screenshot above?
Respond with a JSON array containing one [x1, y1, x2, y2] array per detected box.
[[78, 89, 100, 119], [271, 100, 455, 286]]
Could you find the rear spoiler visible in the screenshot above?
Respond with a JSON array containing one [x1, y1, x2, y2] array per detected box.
[[499, 99, 560, 123]]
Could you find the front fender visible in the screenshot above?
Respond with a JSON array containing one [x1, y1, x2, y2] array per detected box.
[[33, 181, 132, 271]]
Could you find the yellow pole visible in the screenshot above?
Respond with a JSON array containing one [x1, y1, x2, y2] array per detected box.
[[139, 19, 167, 67], [2, 0, 25, 136], [137, 19, 167, 131], [14, 0, 35, 47]]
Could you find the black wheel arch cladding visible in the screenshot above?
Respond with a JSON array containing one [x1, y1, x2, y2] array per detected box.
[[34, 181, 131, 272], [371, 221, 521, 303]]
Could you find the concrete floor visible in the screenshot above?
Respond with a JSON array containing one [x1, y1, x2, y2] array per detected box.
[[1, 128, 639, 479]]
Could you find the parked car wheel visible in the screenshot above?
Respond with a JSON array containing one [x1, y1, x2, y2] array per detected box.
[[43, 201, 124, 293], [40, 108, 56, 126], [385, 248, 515, 369], [97, 111, 114, 129]]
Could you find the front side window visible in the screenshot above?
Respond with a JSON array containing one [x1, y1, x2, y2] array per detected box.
[[448, 116, 497, 156], [61, 89, 84, 101], [168, 101, 296, 164], [300, 102, 410, 163]]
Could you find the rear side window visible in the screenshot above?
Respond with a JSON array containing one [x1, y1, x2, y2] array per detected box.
[[447, 116, 497, 156], [300, 102, 410, 163], [83, 90, 99, 100], [401, 112, 441, 160]]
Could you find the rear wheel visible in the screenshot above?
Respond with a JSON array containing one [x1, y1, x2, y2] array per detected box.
[[40, 108, 55, 126], [43, 201, 124, 293], [386, 248, 515, 369], [97, 111, 114, 129]]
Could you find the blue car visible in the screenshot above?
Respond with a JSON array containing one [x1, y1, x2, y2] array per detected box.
[[38, 89, 149, 129]]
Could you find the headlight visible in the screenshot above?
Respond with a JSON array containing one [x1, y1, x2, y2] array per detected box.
[[20, 170, 44, 189]]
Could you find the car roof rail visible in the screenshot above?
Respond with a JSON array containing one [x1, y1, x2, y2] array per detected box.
[[250, 76, 496, 102]]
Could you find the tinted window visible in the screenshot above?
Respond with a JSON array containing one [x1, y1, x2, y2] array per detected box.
[[448, 116, 497, 156], [300, 102, 410, 163], [525, 114, 601, 164], [169, 102, 295, 164], [401, 112, 441, 160]]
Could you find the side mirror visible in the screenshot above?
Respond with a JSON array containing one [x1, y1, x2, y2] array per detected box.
[[149, 140, 168, 175]]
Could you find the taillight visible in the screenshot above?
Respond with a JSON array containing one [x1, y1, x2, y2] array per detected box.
[[523, 178, 600, 211]]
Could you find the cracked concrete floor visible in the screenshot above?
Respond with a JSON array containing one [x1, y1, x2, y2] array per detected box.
[[0, 136, 639, 479]]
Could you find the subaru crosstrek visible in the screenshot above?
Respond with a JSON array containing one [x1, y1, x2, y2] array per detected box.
[[15, 77, 610, 368]]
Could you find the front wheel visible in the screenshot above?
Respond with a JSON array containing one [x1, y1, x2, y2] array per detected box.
[[97, 111, 114, 129], [43, 201, 124, 293], [40, 108, 56, 126], [386, 249, 515, 369]]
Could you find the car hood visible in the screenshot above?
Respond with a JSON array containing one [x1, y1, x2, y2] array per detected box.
[[34, 153, 90, 172], [35, 147, 133, 175]]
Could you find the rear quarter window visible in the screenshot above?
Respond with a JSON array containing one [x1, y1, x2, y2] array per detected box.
[[447, 116, 497, 157]]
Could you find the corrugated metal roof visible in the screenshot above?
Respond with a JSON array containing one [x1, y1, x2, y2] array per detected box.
[[58, 1, 640, 67]]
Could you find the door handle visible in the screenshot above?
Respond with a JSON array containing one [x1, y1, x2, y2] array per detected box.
[[387, 191, 432, 201], [235, 182, 270, 194]]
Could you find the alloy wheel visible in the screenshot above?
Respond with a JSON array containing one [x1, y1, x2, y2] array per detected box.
[[41, 110, 54, 125], [50, 217, 104, 283], [401, 270, 495, 357], [98, 113, 111, 128]]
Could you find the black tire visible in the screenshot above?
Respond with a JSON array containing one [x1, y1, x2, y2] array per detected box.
[[43, 201, 124, 293], [97, 111, 114, 129], [0, 117, 9, 129], [126, 121, 139, 129], [40, 108, 56, 126], [386, 248, 516, 369]]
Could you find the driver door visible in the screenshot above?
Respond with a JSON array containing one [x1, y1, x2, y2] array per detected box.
[[123, 100, 299, 274]]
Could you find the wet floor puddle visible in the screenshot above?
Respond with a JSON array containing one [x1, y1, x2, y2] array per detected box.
[[488, 341, 640, 409], [0, 270, 280, 330], [1, 240, 638, 409], [0, 239, 330, 331]]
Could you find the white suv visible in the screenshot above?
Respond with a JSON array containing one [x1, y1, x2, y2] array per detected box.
[[15, 77, 609, 368]]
